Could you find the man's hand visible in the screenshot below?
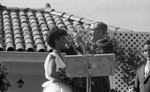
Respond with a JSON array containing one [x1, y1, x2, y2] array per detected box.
[[76, 36, 85, 45]]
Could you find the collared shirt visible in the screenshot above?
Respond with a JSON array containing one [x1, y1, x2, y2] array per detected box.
[[145, 60, 150, 78]]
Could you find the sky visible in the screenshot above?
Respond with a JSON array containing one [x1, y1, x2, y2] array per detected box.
[[1, 0, 150, 32]]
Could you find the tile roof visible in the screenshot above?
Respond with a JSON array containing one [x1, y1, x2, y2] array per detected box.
[[0, 4, 94, 52]]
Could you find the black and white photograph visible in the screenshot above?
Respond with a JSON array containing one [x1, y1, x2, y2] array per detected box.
[[0, 0, 150, 92]]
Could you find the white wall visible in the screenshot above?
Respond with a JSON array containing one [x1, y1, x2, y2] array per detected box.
[[7, 75, 46, 92]]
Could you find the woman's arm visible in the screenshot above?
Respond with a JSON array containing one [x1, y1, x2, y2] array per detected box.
[[48, 55, 65, 83]]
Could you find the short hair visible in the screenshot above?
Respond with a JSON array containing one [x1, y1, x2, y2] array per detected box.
[[46, 28, 68, 49], [144, 40, 150, 46], [90, 21, 108, 33]]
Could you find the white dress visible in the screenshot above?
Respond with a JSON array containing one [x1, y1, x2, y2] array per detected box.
[[42, 52, 73, 92]]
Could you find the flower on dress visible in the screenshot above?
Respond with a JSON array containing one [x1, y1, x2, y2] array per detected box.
[[58, 68, 83, 90]]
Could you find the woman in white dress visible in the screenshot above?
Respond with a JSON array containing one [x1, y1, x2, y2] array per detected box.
[[42, 28, 73, 92]]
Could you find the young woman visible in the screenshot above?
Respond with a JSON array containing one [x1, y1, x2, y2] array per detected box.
[[42, 28, 73, 92]]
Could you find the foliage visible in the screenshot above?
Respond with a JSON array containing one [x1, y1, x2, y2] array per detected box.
[[113, 39, 145, 86], [58, 68, 83, 92], [0, 62, 11, 91], [0, 62, 8, 80]]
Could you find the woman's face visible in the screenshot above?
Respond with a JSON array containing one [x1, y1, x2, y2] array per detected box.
[[144, 44, 150, 61], [56, 35, 68, 50]]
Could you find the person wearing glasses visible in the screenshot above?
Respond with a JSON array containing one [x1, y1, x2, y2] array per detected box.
[[129, 40, 150, 92]]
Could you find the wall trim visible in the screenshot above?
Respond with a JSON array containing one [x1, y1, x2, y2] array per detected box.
[[0, 51, 49, 63]]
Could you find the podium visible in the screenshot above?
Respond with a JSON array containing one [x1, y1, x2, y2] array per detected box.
[[65, 54, 115, 92]]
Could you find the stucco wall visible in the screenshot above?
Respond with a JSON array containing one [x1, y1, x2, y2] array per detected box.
[[7, 75, 46, 92]]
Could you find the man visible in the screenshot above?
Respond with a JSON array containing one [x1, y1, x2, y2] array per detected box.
[[129, 40, 150, 92], [65, 21, 114, 92], [89, 21, 113, 92]]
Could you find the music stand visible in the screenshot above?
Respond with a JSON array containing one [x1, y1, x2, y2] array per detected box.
[[65, 54, 115, 92]]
